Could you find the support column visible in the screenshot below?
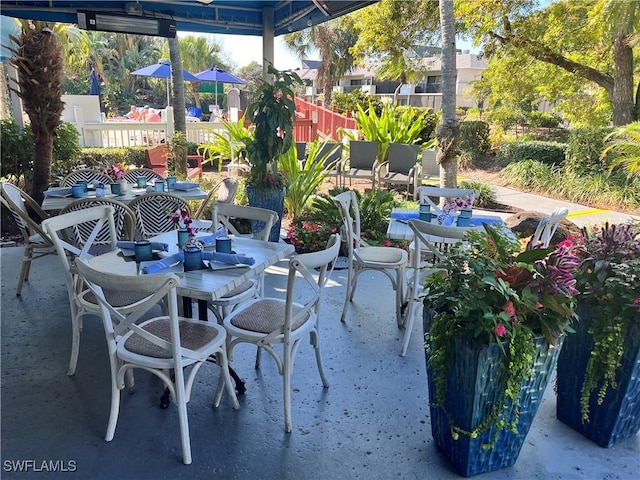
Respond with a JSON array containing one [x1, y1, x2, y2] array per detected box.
[[262, 7, 275, 82]]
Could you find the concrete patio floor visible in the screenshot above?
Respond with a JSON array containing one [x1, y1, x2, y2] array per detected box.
[[1, 187, 639, 479]]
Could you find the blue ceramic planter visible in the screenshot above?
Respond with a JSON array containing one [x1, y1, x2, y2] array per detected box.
[[556, 303, 640, 447], [246, 185, 285, 242], [424, 311, 563, 477]]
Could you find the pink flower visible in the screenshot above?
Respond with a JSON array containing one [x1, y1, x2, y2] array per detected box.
[[495, 324, 507, 337]]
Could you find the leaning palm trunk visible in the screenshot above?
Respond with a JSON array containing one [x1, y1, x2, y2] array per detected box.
[[169, 37, 188, 178], [437, 0, 458, 189], [8, 21, 64, 204]]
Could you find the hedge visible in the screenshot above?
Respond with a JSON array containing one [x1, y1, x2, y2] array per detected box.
[[564, 127, 615, 176], [458, 120, 491, 165], [495, 141, 567, 166]]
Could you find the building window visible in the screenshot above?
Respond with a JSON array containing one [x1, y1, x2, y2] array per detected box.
[[416, 75, 442, 94]]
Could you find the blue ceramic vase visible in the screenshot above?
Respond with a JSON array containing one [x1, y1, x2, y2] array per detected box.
[[246, 185, 285, 242]]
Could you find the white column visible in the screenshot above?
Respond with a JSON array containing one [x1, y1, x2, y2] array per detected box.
[[262, 7, 275, 82]]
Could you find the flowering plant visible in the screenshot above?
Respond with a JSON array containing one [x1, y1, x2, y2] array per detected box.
[[424, 224, 580, 443], [442, 196, 472, 214], [568, 222, 640, 420], [245, 65, 301, 189], [287, 219, 338, 254], [168, 206, 195, 237], [105, 163, 126, 182]]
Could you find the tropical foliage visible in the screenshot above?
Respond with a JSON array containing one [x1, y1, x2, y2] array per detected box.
[[601, 121, 640, 177], [424, 225, 580, 444]]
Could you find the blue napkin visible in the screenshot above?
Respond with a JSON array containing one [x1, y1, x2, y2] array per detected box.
[[198, 229, 228, 247], [117, 241, 169, 252], [202, 251, 255, 266], [390, 210, 420, 221], [173, 182, 200, 191], [470, 216, 503, 227], [43, 187, 73, 197], [141, 252, 184, 274]]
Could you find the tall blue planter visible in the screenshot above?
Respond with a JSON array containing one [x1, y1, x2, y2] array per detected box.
[[424, 311, 563, 477], [556, 302, 640, 447], [245, 185, 285, 242]]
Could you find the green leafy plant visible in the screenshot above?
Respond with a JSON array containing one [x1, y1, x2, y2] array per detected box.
[[424, 225, 580, 446], [245, 65, 302, 188], [347, 103, 428, 164], [280, 139, 341, 218], [198, 115, 253, 171], [569, 222, 640, 420], [601, 121, 640, 178], [496, 141, 567, 166]]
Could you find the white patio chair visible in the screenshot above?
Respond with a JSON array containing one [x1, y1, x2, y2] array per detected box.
[[128, 192, 190, 238], [334, 190, 408, 327], [223, 233, 340, 432], [418, 186, 479, 211], [401, 219, 470, 356], [42, 205, 150, 376], [0, 182, 56, 296], [206, 203, 279, 323], [530, 207, 569, 248], [74, 257, 239, 465], [60, 197, 136, 247]]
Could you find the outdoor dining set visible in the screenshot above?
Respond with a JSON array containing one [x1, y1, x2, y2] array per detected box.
[[0, 173, 569, 466]]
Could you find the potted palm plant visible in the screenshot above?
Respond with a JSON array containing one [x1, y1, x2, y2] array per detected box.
[[244, 65, 301, 241], [423, 225, 580, 477], [556, 222, 640, 447]]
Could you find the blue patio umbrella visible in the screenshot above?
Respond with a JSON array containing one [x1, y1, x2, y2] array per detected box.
[[131, 60, 198, 106], [194, 67, 247, 108], [89, 68, 101, 96]]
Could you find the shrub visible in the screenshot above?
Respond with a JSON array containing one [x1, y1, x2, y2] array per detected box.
[[79, 146, 147, 169], [564, 127, 615, 176], [331, 89, 384, 116], [458, 121, 491, 168], [0, 118, 82, 182], [458, 180, 496, 208], [396, 106, 438, 143], [527, 111, 562, 129], [495, 141, 567, 166]]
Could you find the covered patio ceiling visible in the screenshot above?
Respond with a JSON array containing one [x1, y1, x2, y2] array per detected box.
[[0, 1, 378, 37]]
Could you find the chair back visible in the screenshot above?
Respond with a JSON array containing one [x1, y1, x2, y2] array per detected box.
[[333, 190, 362, 249], [60, 198, 136, 244], [60, 169, 113, 187], [348, 140, 378, 169], [145, 145, 170, 175], [531, 207, 569, 248], [0, 182, 52, 245], [295, 142, 307, 162], [421, 150, 439, 179], [408, 218, 469, 263], [42, 205, 119, 294], [418, 186, 479, 210], [211, 203, 278, 241], [194, 178, 238, 219], [123, 168, 165, 184], [316, 141, 342, 168], [128, 192, 190, 238], [388, 143, 420, 175], [284, 234, 341, 331]]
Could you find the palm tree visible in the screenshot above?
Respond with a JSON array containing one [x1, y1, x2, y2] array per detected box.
[[437, 0, 458, 188], [8, 20, 65, 203], [283, 18, 358, 106]]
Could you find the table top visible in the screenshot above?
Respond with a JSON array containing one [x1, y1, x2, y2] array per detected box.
[[387, 209, 507, 241], [86, 232, 295, 303], [41, 185, 208, 211]]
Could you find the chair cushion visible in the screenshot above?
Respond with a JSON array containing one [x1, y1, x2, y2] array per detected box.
[[229, 299, 309, 333], [124, 318, 221, 359], [81, 289, 151, 308], [220, 280, 255, 299], [358, 246, 407, 265]]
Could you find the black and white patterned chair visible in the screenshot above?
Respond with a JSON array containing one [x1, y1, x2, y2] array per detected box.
[[128, 192, 190, 238]]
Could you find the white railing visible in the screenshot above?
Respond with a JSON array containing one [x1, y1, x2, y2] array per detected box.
[[71, 107, 228, 148]]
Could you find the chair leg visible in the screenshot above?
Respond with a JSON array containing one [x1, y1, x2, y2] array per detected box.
[[395, 268, 405, 328], [105, 358, 123, 442], [283, 350, 292, 433], [67, 306, 82, 376], [173, 365, 192, 465], [212, 350, 240, 410], [401, 299, 418, 357], [16, 246, 33, 296], [310, 329, 329, 388]]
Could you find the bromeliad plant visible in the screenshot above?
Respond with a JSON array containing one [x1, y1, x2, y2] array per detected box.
[[424, 225, 580, 445], [569, 222, 640, 420]]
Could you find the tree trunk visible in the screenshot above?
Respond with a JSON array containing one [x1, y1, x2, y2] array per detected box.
[[438, 0, 459, 189], [612, 29, 634, 125], [32, 133, 53, 204], [169, 37, 187, 178]]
